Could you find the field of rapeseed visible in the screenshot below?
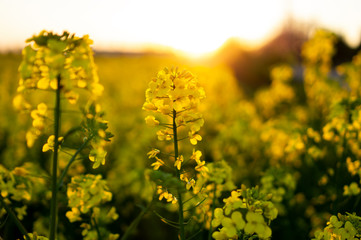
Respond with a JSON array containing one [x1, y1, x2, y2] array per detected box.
[[1, 29, 361, 239]]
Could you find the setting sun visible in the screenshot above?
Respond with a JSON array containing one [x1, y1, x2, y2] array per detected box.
[[106, 0, 285, 56]]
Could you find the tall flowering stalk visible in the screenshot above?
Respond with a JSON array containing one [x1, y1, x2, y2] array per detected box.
[[143, 67, 206, 239], [13, 31, 113, 239]]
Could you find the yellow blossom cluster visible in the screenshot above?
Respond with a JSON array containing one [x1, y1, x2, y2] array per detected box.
[[191, 160, 236, 229], [66, 174, 113, 222], [143, 67, 205, 145], [313, 213, 361, 240], [66, 174, 119, 239], [13, 30, 112, 169], [255, 64, 295, 118], [302, 29, 346, 116], [143, 67, 206, 204], [13, 31, 100, 140], [16, 30, 101, 98], [0, 165, 32, 221], [260, 125, 305, 166], [260, 167, 297, 206], [211, 186, 277, 239], [157, 185, 177, 204]]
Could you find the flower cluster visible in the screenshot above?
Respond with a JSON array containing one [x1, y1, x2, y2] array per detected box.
[[313, 213, 361, 239], [66, 174, 119, 239], [192, 160, 236, 229], [143, 67, 205, 145], [260, 123, 305, 166], [82, 102, 113, 168], [143, 67, 206, 202], [255, 64, 295, 118], [260, 167, 297, 204], [13, 30, 112, 168], [0, 165, 32, 221], [302, 29, 345, 116], [211, 185, 278, 240]]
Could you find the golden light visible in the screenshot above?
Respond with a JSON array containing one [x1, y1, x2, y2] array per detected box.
[[1, 0, 361, 55], [101, 0, 286, 57]]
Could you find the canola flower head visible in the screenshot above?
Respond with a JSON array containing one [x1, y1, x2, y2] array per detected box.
[[212, 186, 278, 239], [143, 67, 207, 216], [18, 30, 101, 98], [66, 174, 113, 220], [0, 164, 32, 221], [143, 67, 205, 145], [66, 174, 119, 239], [314, 213, 360, 240], [14, 30, 113, 161]]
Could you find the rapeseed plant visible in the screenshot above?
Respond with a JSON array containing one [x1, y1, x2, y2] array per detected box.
[[10, 30, 113, 240], [143, 67, 206, 239]]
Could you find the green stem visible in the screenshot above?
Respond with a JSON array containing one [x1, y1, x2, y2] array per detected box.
[[121, 196, 155, 240], [0, 195, 30, 240], [49, 74, 61, 240], [57, 136, 92, 189], [92, 216, 102, 240], [208, 184, 217, 240], [172, 109, 185, 240]]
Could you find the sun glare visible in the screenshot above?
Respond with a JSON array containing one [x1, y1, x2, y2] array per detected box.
[[94, 0, 286, 57], [2, 0, 361, 55]]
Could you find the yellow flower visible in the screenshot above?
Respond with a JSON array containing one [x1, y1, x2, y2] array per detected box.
[[223, 191, 242, 215], [151, 157, 164, 170], [42, 135, 64, 152], [12, 167, 29, 177], [211, 208, 224, 228], [66, 208, 82, 222], [174, 155, 184, 170], [145, 115, 160, 126], [106, 207, 119, 221], [89, 146, 107, 169], [157, 186, 177, 204], [343, 182, 361, 196], [90, 82, 104, 97], [189, 131, 202, 145], [65, 90, 79, 104], [186, 178, 196, 190], [13, 94, 31, 111], [156, 129, 173, 141], [37, 77, 49, 89], [190, 149, 202, 163], [147, 148, 160, 158], [142, 102, 157, 111], [244, 211, 271, 239], [26, 130, 39, 147], [180, 174, 196, 190], [77, 79, 87, 88], [195, 160, 208, 174], [346, 157, 361, 176], [212, 230, 228, 240]]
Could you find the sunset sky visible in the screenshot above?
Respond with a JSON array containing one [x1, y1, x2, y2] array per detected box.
[[1, 0, 361, 56]]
